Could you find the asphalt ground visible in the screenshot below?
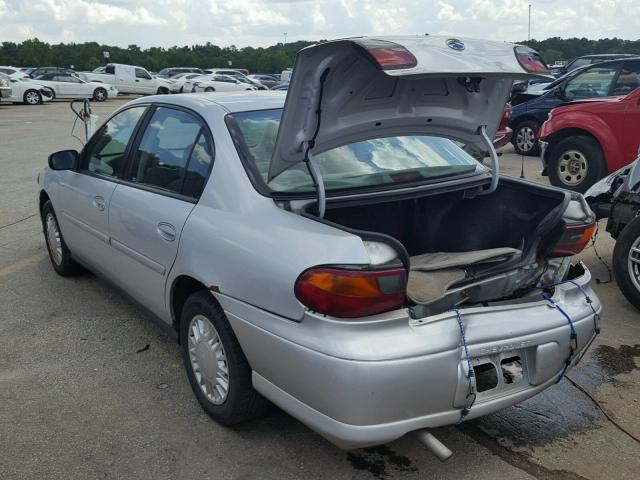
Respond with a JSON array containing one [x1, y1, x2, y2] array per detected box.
[[1, 97, 638, 480]]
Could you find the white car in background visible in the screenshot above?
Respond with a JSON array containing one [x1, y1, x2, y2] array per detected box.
[[0, 66, 31, 80], [0, 72, 54, 105], [204, 68, 267, 90], [169, 73, 203, 93], [184, 74, 255, 93], [32, 73, 118, 101]]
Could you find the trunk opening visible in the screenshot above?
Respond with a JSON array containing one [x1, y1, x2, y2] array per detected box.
[[302, 177, 570, 315]]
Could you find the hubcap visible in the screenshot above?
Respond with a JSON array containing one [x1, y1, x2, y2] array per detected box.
[[557, 149, 588, 186], [26, 92, 39, 104], [187, 315, 229, 405], [97, 90, 105, 100], [45, 213, 63, 265], [627, 236, 640, 293], [516, 126, 536, 152]]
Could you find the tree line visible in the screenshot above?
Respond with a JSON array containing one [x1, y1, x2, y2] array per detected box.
[[522, 37, 640, 64], [0, 38, 316, 74], [1, 37, 639, 74]]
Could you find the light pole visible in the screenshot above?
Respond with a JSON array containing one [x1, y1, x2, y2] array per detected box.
[[528, 3, 531, 41], [283, 32, 288, 46]]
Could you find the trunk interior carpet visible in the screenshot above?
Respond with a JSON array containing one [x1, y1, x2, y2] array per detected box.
[[406, 247, 522, 304]]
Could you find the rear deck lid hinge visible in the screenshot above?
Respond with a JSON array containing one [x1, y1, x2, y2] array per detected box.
[[304, 142, 326, 218], [478, 124, 500, 195]]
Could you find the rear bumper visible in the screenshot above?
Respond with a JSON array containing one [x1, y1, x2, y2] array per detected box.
[[217, 263, 600, 449]]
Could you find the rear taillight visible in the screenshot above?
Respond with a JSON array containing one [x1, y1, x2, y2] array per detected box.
[[355, 39, 417, 71], [514, 46, 550, 74], [548, 222, 596, 258], [295, 266, 406, 318]]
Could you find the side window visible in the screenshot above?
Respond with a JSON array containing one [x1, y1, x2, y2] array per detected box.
[[567, 58, 591, 72], [135, 68, 152, 80], [105, 65, 115, 75], [83, 107, 146, 178], [183, 132, 213, 198], [128, 107, 203, 195], [612, 61, 640, 96], [565, 66, 619, 99]]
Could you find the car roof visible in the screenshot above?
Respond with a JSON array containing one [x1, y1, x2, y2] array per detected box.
[[127, 91, 286, 113], [578, 54, 637, 58]]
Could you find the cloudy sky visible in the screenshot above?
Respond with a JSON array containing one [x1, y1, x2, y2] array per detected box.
[[1, 0, 638, 48]]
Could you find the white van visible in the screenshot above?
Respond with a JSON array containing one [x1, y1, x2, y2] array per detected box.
[[78, 64, 173, 95]]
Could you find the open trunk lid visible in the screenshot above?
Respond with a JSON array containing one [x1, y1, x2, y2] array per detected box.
[[268, 35, 551, 181]]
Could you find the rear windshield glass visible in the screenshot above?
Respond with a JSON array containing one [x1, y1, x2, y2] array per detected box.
[[228, 109, 485, 194]]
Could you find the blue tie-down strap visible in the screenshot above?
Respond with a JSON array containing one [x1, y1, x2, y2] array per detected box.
[[543, 294, 578, 383], [453, 308, 476, 423]]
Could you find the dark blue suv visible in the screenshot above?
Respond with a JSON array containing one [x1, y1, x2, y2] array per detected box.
[[509, 57, 640, 156]]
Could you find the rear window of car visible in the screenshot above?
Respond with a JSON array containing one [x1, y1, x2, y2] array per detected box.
[[227, 109, 485, 195]]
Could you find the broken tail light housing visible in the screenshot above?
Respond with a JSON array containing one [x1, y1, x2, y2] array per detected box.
[[295, 266, 406, 318], [514, 46, 550, 74], [355, 39, 418, 71], [548, 222, 596, 258]]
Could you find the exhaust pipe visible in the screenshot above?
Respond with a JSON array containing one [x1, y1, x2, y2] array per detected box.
[[413, 429, 453, 462]]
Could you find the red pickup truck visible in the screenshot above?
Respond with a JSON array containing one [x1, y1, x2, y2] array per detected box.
[[538, 87, 640, 192]]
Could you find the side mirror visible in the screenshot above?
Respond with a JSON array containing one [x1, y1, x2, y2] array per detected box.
[[552, 86, 565, 99], [48, 150, 79, 170]]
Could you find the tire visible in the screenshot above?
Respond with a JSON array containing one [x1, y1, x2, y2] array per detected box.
[[613, 216, 640, 311], [93, 87, 107, 102], [204, 87, 215, 92], [41, 201, 84, 276], [23, 89, 42, 105], [512, 120, 541, 156], [156, 87, 169, 95], [180, 291, 269, 425], [547, 135, 606, 193]]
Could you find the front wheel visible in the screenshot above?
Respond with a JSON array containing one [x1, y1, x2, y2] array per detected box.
[[204, 87, 215, 92], [512, 120, 541, 156], [156, 87, 169, 95], [93, 87, 107, 102], [613, 216, 640, 311], [41, 201, 84, 276], [23, 89, 42, 105], [547, 135, 606, 193], [180, 291, 269, 425]]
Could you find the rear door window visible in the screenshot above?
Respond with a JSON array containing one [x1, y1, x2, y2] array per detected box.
[[82, 107, 147, 178], [564, 65, 620, 98], [128, 107, 205, 195], [612, 61, 640, 96]]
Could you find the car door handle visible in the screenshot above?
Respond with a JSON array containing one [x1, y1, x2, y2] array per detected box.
[[157, 222, 176, 242], [93, 196, 106, 211]]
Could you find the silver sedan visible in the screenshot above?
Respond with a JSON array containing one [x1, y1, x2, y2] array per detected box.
[[38, 36, 601, 455]]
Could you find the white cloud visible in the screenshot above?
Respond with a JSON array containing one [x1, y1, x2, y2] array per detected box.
[[0, 0, 638, 48]]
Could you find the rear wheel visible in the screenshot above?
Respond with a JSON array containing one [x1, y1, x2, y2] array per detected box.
[[41, 201, 84, 276], [23, 89, 42, 105], [180, 291, 269, 425], [547, 135, 606, 193], [512, 120, 540, 156], [613, 217, 640, 311], [204, 87, 215, 92], [93, 87, 107, 102]]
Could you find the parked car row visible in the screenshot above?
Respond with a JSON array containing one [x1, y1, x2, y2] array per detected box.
[[507, 54, 640, 313]]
